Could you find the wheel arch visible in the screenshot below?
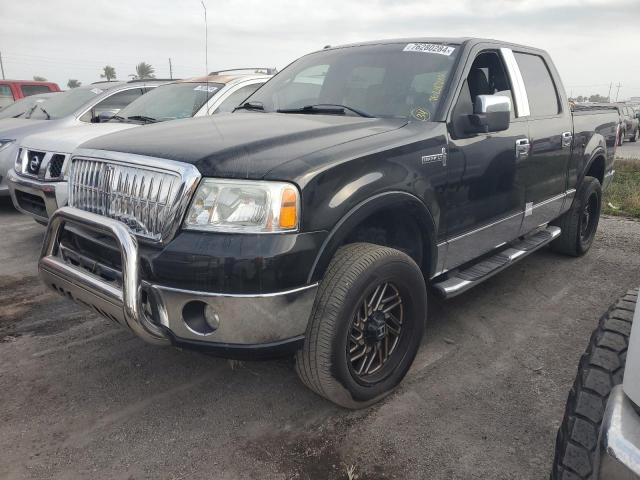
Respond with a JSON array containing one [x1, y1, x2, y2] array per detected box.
[[307, 191, 438, 284]]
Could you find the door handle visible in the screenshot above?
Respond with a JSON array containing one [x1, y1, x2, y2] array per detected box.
[[515, 138, 530, 160], [561, 131, 573, 148]]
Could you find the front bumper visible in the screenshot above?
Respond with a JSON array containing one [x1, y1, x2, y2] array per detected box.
[[8, 169, 67, 222], [39, 207, 318, 354], [597, 385, 640, 479]]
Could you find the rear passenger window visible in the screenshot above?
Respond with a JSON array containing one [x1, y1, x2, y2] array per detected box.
[[514, 53, 560, 117], [21, 85, 52, 96], [0, 84, 14, 109]]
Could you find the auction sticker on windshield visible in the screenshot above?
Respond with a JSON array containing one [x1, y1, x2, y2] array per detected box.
[[194, 85, 219, 93], [403, 43, 455, 56]]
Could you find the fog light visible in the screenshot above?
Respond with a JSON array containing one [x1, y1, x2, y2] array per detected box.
[[204, 305, 220, 330], [182, 300, 219, 336]]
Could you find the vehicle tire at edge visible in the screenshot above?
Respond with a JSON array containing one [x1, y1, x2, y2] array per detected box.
[[551, 176, 602, 257], [295, 242, 427, 409], [550, 289, 637, 479], [631, 128, 639, 143]]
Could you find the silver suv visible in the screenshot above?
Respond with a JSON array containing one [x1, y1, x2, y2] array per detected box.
[[0, 79, 168, 197]]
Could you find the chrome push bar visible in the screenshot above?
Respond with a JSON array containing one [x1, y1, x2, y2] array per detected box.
[[38, 206, 170, 345]]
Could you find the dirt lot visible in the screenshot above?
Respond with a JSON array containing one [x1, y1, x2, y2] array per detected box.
[[1, 197, 639, 480]]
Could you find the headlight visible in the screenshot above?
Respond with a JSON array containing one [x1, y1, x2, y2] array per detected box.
[[14, 147, 26, 172], [0, 139, 15, 152], [183, 178, 300, 233]]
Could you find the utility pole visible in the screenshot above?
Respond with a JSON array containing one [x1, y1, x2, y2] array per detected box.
[[201, 1, 208, 76], [615, 82, 622, 102], [0, 52, 5, 80], [608, 82, 612, 102], [168, 58, 173, 79]]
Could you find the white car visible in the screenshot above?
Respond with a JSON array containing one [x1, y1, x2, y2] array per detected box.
[[8, 72, 271, 223]]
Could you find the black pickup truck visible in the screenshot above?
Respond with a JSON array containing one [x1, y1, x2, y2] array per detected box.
[[39, 38, 618, 408]]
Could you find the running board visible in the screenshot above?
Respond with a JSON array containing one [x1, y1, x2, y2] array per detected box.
[[433, 226, 561, 299]]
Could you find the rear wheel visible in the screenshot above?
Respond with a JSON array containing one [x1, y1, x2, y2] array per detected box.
[[551, 176, 602, 257], [295, 243, 427, 408]]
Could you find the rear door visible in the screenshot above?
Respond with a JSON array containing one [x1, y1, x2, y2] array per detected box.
[[513, 51, 573, 234]]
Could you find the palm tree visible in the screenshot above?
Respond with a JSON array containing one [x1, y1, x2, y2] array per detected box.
[[33, 76, 47, 81], [130, 62, 155, 80], [100, 65, 116, 81], [67, 79, 81, 89]]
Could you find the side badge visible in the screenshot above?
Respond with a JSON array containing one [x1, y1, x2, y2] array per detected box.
[[421, 147, 447, 166]]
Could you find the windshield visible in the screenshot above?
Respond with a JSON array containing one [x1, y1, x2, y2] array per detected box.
[[0, 95, 53, 119], [26, 87, 105, 120], [245, 42, 460, 120], [115, 82, 224, 122]]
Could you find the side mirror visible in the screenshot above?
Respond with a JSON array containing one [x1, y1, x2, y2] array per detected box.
[[92, 109, 119, 123], [467, 95, 511, 133]]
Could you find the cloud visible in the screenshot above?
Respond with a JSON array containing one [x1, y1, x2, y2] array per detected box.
[[0, 0, 638, 98]]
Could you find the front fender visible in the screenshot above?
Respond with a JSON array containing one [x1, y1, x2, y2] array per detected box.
[[307, 191, 438, 283]]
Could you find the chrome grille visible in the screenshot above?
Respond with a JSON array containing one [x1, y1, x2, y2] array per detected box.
[[69, 156, 191, 242]]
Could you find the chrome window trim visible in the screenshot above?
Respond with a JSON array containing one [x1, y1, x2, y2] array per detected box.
[[71, 148, 202, 244], [499, 48, 530, 118]]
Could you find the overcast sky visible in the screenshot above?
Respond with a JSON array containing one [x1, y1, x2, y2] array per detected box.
[[1, 0, 639, 99]]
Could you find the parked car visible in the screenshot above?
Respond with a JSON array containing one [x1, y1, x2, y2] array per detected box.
[[0, 92, 60, 120], [0, 79, 166, 197], [0, 80, 61, 110], [8, 72, 270, 222], [551, 289, 639, 480], [619, 104, 639, 142], [38, 38, 619, 408]]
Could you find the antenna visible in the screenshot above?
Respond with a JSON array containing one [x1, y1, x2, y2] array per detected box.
[[201, 0, 211, 115]]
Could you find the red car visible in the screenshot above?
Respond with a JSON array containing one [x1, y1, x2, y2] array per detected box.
[[0, 80, 61, 110]]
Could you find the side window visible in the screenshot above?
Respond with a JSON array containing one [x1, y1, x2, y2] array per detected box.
[[0, 84, 14, 109], [214, 83, 263, 113], [80, 88, 144, 122], [20, 85, 52, 96], [450, 50, 514, 137], [514, 53, 560, 117]]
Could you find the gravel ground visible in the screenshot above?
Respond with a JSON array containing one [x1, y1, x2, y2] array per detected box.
[[617, 141, 640, 160], [1, 196, 639, 480]]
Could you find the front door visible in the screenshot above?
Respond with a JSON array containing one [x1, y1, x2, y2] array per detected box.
[[443, 49, 528, 271]]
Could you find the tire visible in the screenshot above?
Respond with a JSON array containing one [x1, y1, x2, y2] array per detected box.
[[551, 176, 602, 257], [295, 243, 427, 409], [551, 289, 637, 480], [631, 128, 639, 143]]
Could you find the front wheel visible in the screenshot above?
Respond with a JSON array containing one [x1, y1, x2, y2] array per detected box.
[[551, 176, 602, 257], [295, 243, 427, 408]]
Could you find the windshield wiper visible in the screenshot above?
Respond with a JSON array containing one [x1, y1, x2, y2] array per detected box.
[[234, 101, 265, 112], [110, 114, 126, 122], [38, 105, 51, 120], [126, 115, 157, 124], [277, 104, 373, 118]]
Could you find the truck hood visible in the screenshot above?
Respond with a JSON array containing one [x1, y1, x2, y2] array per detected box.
[[21, 123, 138, 154], [79, 113, 407, 178]]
